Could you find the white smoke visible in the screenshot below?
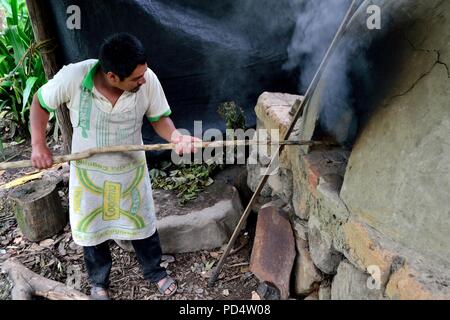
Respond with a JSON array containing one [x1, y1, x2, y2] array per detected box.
[[284, 0, 377, 145]]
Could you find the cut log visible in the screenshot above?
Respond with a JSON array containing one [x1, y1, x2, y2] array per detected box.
[[0, 258, 90, 300], [9, 180, 68, 242]]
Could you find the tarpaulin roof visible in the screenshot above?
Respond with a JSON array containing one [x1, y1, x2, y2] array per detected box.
[[45, 0, 300, 145]]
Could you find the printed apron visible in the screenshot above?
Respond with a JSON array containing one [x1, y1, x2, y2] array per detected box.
[[69, 87, 156, 247]]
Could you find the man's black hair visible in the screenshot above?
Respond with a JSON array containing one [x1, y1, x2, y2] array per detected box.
[[99, 33, 147, 80]]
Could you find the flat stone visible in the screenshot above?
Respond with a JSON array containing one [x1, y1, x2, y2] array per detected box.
[[157, 181, 243, 253], [250, 205, 296, 300], [294, 238, 323, 296], [254, 92, 302, 138], [117, 180, 243, 254]]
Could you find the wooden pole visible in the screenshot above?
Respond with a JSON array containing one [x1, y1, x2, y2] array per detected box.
[[0, 140, 331, 170], [26, 0, 72, 154]]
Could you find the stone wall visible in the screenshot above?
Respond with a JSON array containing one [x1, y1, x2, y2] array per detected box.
[[248, 90, 449, 299], [246, 0, 449, 300]]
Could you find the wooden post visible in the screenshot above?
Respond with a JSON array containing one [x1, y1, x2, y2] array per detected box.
[[9, 180, 68, 242], [25, 0, 72, 154]]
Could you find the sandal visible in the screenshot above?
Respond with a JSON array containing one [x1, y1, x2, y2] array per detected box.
[[156, 276, 177, 297], [90, 286, 110, 300]]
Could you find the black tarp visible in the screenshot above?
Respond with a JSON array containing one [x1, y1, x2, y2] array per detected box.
[[45, 0, 300, 145]]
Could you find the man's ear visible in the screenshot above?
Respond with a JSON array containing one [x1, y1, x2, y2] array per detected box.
[[106, 72, 120, 83]]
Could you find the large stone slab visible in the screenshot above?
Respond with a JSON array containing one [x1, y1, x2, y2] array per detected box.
[[116, 180, 243, 254], [250, 205, 296, 300], [341, 217, 450, 299], [156, 181, 243, 253], [340, 0, 450, 267]]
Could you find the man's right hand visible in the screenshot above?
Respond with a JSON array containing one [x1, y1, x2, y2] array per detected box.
[[31, 143, 53, 169]]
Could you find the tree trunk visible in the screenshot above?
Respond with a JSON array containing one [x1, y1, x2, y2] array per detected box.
[[25, 0, 72, 153], [1, 259, 90, 300], [9, 180, 68, 242]]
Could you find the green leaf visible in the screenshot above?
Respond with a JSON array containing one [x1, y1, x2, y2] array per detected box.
[[10, 0, 19, 26], [22, 76, 37, 109], [5, 26, 26, 64]]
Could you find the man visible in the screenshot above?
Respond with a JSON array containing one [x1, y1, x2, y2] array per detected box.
[[30, 33, 200, 300]]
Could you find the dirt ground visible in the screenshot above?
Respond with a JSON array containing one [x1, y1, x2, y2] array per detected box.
[[0, 140, 260, 300]]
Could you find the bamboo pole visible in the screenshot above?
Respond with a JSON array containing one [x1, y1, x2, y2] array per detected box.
[[0, 140, 329, 170]]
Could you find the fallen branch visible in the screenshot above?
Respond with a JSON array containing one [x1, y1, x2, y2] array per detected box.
[[0, 258, 90, 300], [0, 140, 332, 170]]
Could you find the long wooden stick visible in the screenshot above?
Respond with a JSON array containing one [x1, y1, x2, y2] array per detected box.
[[208, 0, 359, 287], [0, 140, 328, 170]]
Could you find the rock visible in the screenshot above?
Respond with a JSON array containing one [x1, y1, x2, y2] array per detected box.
[[294, 238, 323, 296], [308, 215, 342, 275], [331, 260, 384, 300], [222, 289, 230, 297], [292, 217, 308, 242], [58, 242, 67, 256], [267, 168, 293, 204], [254, 92, 301, 139], [39, 239, 55, 248], [162, 255, 175, 263], [246, 151, 272, 197], [250, 205, 296, 300], [338, 0, 450, 272], [213, 165, 253, 205], [155, 181, 243, 253], [251, 291, 261, 300]]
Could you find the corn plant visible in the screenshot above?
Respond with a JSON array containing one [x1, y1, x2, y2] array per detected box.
[[0, 0, 49, 157]]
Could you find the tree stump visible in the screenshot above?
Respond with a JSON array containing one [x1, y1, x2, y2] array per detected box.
[[9, 180, 68, 242]]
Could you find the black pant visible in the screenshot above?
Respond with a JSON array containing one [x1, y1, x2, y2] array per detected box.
[[83, 230, 167, 289]]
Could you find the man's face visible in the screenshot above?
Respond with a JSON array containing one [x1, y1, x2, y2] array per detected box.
[[110, 63, 147, 92]]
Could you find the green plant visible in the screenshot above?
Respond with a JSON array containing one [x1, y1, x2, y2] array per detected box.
[[150, 160, 222, 205], [217, 101, 246, 130], [0, 0, 50, 151]]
